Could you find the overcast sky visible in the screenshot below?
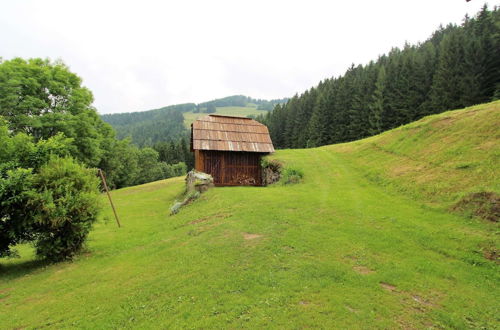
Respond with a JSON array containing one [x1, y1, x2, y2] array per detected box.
[[0, 0, 492, 114]]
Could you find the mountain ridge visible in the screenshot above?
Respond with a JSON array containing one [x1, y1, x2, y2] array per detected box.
[[100, 95, 288, 146]]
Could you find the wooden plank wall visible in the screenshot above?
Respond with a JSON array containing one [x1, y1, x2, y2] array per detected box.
[[194, 150, 204, 172], [200, 151, 263, 186]]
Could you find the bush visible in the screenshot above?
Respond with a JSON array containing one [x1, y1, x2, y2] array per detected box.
[[171, 162, 187, 177], [280, 167, 304, 185], [0, 155, 101, 261], [30, 157, 101, 261], [261, 158, 303, 185]]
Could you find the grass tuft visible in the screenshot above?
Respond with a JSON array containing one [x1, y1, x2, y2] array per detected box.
[[279, 167, 304, 185]]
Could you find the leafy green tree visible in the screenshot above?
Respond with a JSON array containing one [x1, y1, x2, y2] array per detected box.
[[0, 58, 115, 167], [99, 138, 140, 189], [135, 147, 162, 184]]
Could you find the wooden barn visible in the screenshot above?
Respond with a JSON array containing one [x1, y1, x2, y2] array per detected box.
[[191, 114, 275, 186]]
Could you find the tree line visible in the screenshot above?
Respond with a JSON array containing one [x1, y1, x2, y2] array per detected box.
[[0, 58, 189, 190], [197, 95, 287, 110], [256, 6, 499, 149], [101, 105, 190, 147]]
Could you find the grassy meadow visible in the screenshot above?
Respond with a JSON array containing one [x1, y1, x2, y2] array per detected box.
[[0, 103, 499, 328], [183, 106, 269, 127]]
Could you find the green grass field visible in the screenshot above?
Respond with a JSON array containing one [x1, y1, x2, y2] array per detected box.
[[1, 102, 498, 328], [183, 106, 269, 127]]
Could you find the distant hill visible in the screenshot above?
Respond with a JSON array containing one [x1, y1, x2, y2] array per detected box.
[[183, 106, 271, 128], [197, 95, 288, 111], [101, 95, 287, 146]]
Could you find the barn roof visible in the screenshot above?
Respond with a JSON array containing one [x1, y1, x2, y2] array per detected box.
[[191, 114, 275, 153]]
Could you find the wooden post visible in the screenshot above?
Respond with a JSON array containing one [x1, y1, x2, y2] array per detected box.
[[98, 169, 121, 228]]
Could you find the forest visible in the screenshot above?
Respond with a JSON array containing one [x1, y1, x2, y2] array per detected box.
[[256, 5, 499, 149], [100, 95, 287, 147], [101, 104, 192, 146]]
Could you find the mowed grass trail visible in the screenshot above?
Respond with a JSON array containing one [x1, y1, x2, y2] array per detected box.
[[1, 103, 499, 328]]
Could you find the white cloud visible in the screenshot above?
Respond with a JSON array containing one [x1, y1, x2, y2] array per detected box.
[[0, 0, 490, 113]]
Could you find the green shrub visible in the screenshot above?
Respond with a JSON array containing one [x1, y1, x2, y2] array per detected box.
[[261, 158, 303, 185], [280, 167, 304, 185], [30, 157, 101, 261], [171, 162, 187, 177], [1, 156, 101, 261], [0, 123, 102, 261]]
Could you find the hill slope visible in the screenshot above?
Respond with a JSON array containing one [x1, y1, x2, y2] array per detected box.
[[1, 103, 498, 328], [331, 101, 499, 209], [101, 95, 285, 146]]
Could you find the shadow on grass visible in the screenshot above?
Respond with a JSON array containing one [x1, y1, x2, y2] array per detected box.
[[0, 259, 50, 281]]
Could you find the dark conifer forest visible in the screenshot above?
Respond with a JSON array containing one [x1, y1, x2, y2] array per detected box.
[[256, 5, 500, 149], [101, 104, 193, 146], [100, 95, 287, 147]]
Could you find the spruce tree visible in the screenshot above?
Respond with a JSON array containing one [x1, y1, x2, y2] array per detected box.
[[430, 27, 467, 112], [368, 66, 386, 135], [307, 86, 334, 147]]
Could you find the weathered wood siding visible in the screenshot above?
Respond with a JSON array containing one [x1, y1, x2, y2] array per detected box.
[[194, 150, 204, 172], [200, 151, 263, 186]]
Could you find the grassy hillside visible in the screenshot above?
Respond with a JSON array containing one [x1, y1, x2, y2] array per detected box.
[[183, 106, 269, 127], [1, 103, 498, 328], [332, 101, 499, 208]]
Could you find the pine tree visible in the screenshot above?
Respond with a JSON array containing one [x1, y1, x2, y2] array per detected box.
[[368, 66, 386, 135], [307, 86, 334, 147], [261, 6, 498, 149], [416, 42, 438, 116], [430, 27, 467, 112], [283, 95, 299, 148]]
